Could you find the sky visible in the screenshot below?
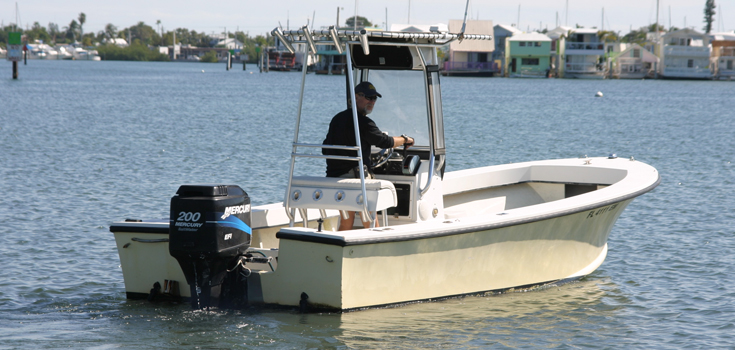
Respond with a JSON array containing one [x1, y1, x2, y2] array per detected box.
[[1, 0, 732, 37]]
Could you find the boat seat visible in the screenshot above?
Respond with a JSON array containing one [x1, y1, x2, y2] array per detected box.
[[286, 176, 397, 213]]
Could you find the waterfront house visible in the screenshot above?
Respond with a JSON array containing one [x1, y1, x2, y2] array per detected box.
[[493, 24, 523, 75], [660, 28, 712, 79], [505, 32, 551, 78], [609, 43, 659, 79], [709, 32, 735, 80], [546, 26, 573, 77], [315, 44, 345, 75], [562, 28, 606, 79], [443, 19, 496, 76], [216, 38, 244, 50]]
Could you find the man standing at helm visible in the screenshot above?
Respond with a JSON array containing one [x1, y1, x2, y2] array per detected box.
[[322, 81, 414, 230]]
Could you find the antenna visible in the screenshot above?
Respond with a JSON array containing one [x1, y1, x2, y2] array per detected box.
[[408, 0, 411, 24], [718, 5, 724, 32], [458, 0, 470, 42], [15, 2, 21, 31], [517, 5, 521, 30]]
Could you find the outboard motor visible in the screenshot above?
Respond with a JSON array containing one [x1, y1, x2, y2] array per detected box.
[[169, 184, 251, 309]]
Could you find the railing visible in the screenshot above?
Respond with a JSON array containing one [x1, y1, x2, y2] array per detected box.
[[716, 48, 735, 57], [664, 46, 710, 56], [443, 61, 498, 72], [565, 62, 605, 73], [512, 68, 547, 77], [566, 42, 604, 50], [663, 67, 712, 76]]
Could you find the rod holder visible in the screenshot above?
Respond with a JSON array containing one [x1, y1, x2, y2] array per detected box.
[[302, 26, 317, 54], [272, 27, 295, 54], [358, 29, 370, 55], [329, 26, 343, 54]]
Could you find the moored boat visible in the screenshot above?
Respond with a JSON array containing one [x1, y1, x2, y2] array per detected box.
[[110, 22, 660, 312]]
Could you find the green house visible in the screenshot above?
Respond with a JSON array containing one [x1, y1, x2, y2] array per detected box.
[[505, 32, 552, 78]]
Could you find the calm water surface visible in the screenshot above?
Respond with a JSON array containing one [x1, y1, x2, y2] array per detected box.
[[1, 60, 734, 349]]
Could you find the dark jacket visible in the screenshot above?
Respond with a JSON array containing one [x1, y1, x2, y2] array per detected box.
[[323, 108, 394, 177]]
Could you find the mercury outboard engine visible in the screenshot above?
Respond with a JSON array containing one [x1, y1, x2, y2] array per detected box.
[[169, 184, 251, 309]]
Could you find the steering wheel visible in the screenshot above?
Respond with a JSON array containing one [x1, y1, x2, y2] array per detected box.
[[371, 147, 394, 168]]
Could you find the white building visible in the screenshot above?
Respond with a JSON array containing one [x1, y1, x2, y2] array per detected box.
[[103, 38, 129, 47], [561, 28, 606, 79], [609, 43, 660, 79], [216, 38, 244, 50], [660, 28, 712, 79]]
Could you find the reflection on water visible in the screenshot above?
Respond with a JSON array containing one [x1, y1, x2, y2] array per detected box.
[[334, 277, 625, 348]]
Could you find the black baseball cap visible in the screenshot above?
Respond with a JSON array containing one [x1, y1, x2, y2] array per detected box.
[[354, 81, 382, 98]]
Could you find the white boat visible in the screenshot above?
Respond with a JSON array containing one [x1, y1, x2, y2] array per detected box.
[[110, 24, 660, 312]]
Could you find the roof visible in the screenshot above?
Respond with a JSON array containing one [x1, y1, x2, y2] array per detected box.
[[508, 32, 551, 42], [494, 24, 523, 35], [611, 43, 659, 63], [447, 19, 495, 52], [389, 23, 448, 33], [662, 27, 706, 39], [546, 26, 574, 39], [709, 31, 735, 41], [570, 28, 599, 35]]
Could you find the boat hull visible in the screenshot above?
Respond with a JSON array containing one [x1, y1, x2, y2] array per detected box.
[[110, 157, 659, 310], [257, 199, 626, 310]]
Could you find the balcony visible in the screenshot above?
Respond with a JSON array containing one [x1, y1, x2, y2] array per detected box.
[[565, 42, 605, 56], [662, 66, 712, 78], [716, 48, 735, 58], [664, 45, 711, 57], [566, 42, 604, 50], [443, 61, 498, 72], [565, 62, 605, 73]]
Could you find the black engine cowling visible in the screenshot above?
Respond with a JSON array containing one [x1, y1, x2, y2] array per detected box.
[[169, 184, 251, 309]]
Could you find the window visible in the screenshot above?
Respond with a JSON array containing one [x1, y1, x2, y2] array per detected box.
[[633, 49, 640, 58], [687, 59, 694, 68], [728, 60, 733, 70], [519, 42, 526, 47], [534, 42, 541, 47], [521, 58, 540, 65]]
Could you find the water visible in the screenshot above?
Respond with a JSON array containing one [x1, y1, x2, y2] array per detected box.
[[1, 60, 734, 348]]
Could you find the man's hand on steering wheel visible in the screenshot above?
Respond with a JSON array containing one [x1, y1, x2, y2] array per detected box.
[[401, 134, 414, 148]]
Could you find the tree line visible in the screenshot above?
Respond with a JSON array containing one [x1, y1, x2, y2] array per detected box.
[[1, 13, 274, 62]]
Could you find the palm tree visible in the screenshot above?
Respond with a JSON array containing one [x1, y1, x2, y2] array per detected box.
[[156, 19, 162, 45], [48, 22, 59, 43], [105, 23, 118, 40], [78, 13, 86, 44], [64, 20, 79, 43]]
